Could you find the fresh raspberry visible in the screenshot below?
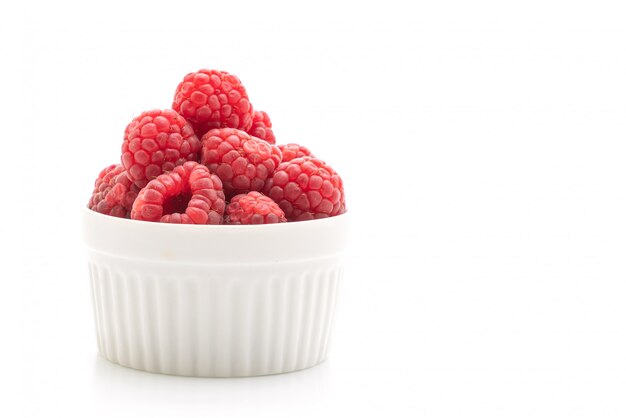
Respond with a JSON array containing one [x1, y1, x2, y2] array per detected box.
[[225, 191, 287, 225], [121, 109, 201, 188], [200, 128, 282, 197], [248, 110, 276, 144], [88, 164, 140, 218], [278, 143, 314, 162], [265, 157, 346, 221], [172, 69, 253, 138], [131, 161, 225, 224]]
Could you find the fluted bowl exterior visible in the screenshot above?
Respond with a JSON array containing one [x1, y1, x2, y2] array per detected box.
[[82, 208, 348, 377]]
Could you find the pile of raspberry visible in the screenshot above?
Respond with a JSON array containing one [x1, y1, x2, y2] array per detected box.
[[88, 69, 346, 225]]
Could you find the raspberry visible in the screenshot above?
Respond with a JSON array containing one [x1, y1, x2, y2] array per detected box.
[[172, 69, 253, 138], [88, 164, 140, 218], [278, 143, 314, 162], [121, 109, 201, 188], [200, 128, 282, 197], [225, 192, 287, 225], [264, 157, 346, 221], [248, 110, 276, 144], [131, 161, 225, 224]]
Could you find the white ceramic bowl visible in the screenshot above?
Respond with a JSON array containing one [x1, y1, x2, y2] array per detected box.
[[82, 208, 348, 377]]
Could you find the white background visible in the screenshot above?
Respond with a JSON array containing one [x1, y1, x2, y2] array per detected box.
[[2, 0, 626, 416]]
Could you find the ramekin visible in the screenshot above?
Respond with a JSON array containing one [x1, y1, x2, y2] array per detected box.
[[82, 208, 348, 377]]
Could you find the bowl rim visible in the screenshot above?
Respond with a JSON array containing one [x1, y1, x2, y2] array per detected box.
[[82, 206, 348, 230], [83, 206, 349, 263]]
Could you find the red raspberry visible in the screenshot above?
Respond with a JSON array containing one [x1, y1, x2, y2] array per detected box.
[[88, 164, 139, 218], [265, 157, 346, 221], [248, 110, 276, 144], [278, 143, 314, 162], [225, 191, 287, 225], [121, 109, 201, 188], [131, 161, 225, 224], [172, 69, 253, 138], [200, 128, 282, 197]]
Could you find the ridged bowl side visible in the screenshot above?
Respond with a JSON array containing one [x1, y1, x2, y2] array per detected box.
[[88, 257, 343, 377]]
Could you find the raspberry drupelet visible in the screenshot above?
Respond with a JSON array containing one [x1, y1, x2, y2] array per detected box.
[[264, 157, 345, 222], [121, 109, 201, 189], [172, 69, 253, 138], [200, 128, 282, 198], [225, 191, 287, 225], [131, 161, 225, 224]]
